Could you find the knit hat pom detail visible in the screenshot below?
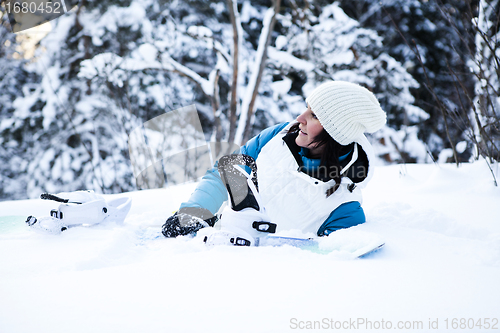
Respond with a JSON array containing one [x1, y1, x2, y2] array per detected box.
[[305, 81, 387, 145]]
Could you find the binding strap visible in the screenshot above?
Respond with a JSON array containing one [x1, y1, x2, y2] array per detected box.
[[40, 193, 71, 203]]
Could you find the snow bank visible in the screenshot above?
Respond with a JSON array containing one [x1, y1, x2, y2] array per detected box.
[[1, 162, 499, 333]]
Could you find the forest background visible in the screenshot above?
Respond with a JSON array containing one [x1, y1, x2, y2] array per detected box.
[[0, 0, 499, 201]]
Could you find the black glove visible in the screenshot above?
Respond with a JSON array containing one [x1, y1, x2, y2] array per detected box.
[[162, 207, 217, 238]]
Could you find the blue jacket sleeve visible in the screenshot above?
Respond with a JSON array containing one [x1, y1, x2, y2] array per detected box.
[[179, 122, 289, 215], [317, 201, 366, 237]]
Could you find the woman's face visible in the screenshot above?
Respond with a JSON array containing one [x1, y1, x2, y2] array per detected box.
[[295, 105, 325, 155]]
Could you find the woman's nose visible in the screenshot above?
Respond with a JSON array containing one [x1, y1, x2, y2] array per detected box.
[[297, 111, 306, 123]]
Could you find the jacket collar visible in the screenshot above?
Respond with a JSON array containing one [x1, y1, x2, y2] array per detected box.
[[281, 132, 369, 183]]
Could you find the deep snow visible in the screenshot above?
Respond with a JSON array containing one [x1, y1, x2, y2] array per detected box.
[[1, 161, 500, 333]]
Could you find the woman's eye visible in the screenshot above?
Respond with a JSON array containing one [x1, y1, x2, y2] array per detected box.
[[311, 113, 318, 119]]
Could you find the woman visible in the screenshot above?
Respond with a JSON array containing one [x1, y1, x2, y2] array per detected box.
[[162, 81, 386, 239]]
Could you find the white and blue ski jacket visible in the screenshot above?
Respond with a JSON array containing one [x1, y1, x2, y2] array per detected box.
[[180, 122, 371, 236]]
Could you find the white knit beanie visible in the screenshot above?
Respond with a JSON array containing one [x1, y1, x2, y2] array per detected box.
[[305, 81, 387, 145]]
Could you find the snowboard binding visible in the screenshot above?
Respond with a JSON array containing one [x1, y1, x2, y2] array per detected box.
[[217, 154, 260, 212], [203, 154, 275, 247], [26, 190, 132, 234]]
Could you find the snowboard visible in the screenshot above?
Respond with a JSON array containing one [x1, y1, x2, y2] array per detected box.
[[2, 215, 385, 259], [0, 216, 29, 234], [198, 223, 385, 259], [256, 235, 385, 258]]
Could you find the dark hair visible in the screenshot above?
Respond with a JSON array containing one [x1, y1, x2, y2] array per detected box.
[[288, 122, 353, 196]]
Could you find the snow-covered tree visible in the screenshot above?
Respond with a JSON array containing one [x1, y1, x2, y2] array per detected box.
[[2, 0, 156, 198], [0, 8, 40, 199], [470, 0, 500, 161], [339, 0, 478, 162]]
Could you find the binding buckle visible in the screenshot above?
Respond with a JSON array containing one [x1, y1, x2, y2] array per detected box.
[[50, 209, 63, 219], [252, 221, 277, 233], [231, 237, 252, 246]]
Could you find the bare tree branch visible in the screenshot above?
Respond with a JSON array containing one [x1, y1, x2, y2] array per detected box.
[[235, 0, 282, 145], [211, 69, 223, 156], [226, 0, 241, 145]]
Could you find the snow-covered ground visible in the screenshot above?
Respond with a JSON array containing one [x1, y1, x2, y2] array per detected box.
[[1, 161, 500, 333]]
